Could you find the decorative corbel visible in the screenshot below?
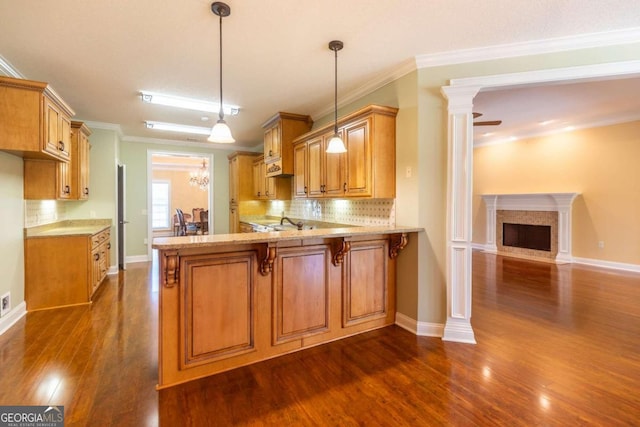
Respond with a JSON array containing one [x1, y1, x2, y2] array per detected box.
[[163, 251, 179, 287], [332, 239, 351, 266], [389, 233, 408, 259], [260, 243, 277, 276]]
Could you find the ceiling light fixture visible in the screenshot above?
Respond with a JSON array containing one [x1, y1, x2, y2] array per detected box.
[[189, 159, 210, 191], [140, 91, 239, 116], [325, 40, 347, 154], [208, 2, 235, 143], [145, 121, 212, 136]]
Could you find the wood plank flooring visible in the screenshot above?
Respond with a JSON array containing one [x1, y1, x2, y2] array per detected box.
[[1, 251, 639, 426]]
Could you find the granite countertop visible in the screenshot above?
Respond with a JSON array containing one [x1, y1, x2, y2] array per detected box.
[[239, 215, 348, 229], [152, 225, 422, 250], [25, 219, 112, 238]]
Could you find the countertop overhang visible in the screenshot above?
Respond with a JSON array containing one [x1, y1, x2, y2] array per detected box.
[[152, 225, 422, 250], [25, 219, 112, 238]]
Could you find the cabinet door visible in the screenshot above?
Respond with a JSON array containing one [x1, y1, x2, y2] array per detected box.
[[78, 129, 90, 199], [264, 124, 281, 163], [323, 130, 345, 197], [252, 160, 263, 198], [273, 246, 329, 344], [43, 98, 71, 160], [343, 119, 371, 197], [293, 143, 308, 198], [229, 205, 239, 233], [91, 245, 101, 295], [306, 137, 324, 198], [57, 160, 71, 199], [228, 157, 238, 204], [343, 239, 388, 326]]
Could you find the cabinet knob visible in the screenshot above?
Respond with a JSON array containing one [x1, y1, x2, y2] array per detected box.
[[94, 253, 100, 261], [257, 192, 260, 197], [65, 185, 70, 194], [268, 150, 273, 156], [343, 182, 347, 192], [304, 186, 308, 194], [107, 243, 111, 250], [84, 188, 89, 195], [58, 141, 65, 151]]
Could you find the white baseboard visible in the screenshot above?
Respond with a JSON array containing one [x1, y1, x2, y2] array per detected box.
[[395, 312, 444, 337], [572, 257, 640, 273], [108, 265, 118, 275], [125, 255, 151, 264], [471, 243, 489, 251], [0, 301, 27, 336]]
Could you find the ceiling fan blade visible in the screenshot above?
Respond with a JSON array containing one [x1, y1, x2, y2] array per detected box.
[[473, 120, 502, 126], [473, 112, 483, 119]]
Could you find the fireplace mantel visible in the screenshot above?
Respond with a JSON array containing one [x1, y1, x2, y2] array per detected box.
[[481, 193, 579, 262]]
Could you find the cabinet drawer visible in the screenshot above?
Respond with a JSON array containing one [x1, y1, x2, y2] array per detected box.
[[91, 229, 110, 249]]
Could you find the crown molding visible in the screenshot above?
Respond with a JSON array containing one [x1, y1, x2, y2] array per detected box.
[[311, 58, 416, 119], [82, 121, 124, 137], [0, 55, 24, 78], [416, 27, 640, 69]]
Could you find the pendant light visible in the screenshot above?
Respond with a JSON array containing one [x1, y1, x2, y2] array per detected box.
[[208, 2, 235, 143], [325, 40, 347, 154]]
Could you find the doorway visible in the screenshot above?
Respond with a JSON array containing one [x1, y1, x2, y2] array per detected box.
[[146, 151, 214, 260], [441, 60, 640, 343]]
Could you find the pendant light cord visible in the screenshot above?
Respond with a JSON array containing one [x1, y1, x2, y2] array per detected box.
[[334, 47, 338, 135], [218, 13, 224, 121]]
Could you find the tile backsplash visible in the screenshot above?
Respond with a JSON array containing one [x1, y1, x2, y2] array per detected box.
[[266, 199, 396, 227], [25, 200, 66, 227]]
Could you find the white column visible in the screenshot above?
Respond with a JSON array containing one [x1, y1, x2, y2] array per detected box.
[[481, 195, 498, 253], [440, 85, 479, 344], [552, 193, 578, 263]]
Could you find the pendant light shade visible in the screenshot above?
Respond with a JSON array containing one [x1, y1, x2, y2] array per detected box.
[[326, 40, 346, 154], [208, 2, 235, 143]]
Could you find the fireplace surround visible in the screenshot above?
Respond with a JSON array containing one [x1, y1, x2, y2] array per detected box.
[[481, 193, 579, 263]]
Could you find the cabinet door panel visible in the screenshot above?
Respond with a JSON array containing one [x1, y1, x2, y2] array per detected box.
[[344, 119, 371, 196], [307, 138, 324, 197], [181, 253, 254, 368], [293, 143, 307, 198], [324, 131, 345, 196], [274, 246, 329, 344], [343, 240, 387, 326]]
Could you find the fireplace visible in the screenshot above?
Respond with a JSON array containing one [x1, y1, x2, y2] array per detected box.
[[503, 223, 551, 252], [481, 193, 579, 263]]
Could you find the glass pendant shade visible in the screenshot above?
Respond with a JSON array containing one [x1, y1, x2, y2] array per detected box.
[[325, 134, 346, 153], [208, 119, 235, 143]]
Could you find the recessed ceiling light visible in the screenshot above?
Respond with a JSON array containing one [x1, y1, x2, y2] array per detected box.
[[539, 120, 554, 126], [144, 121, 212, 136], [483, 132, 494, 137], [140, 91, 239, 116], [564, 126, 575, 132]]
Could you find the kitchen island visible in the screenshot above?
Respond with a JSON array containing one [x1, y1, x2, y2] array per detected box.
[[152, 225, 420, 388]]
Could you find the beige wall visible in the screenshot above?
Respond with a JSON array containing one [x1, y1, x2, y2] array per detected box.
[[473, 120, 640, 265]]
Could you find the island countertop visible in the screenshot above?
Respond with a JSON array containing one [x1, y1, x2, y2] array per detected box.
[[152, 225, 422, 250]]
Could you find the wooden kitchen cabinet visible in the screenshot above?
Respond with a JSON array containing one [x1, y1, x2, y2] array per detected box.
[[262, 112, 313, 177], [0, 76, 74, 162], [25, 227, 111, 311], [252, 155, 291, 200], [71, 121, 92, 200], [24, 121, 92, 200], [292, 104, 397, 199], [228, 152, 260, 232]]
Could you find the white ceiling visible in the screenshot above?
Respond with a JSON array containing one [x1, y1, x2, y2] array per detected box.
[[1, 0, 639, 150]]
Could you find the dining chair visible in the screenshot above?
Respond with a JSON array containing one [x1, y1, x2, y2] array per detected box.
[[176, 209, 198, 236], [200, 210, 209, 234]]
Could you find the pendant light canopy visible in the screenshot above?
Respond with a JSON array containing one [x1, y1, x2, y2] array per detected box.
[[208, 2, 235, 143], [325, 40, 347, 154]]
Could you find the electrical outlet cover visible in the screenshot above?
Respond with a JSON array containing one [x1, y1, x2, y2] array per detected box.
[[0, 292, 10, 317]]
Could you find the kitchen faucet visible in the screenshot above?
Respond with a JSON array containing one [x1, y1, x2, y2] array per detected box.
[[280, 216, 304, 230]]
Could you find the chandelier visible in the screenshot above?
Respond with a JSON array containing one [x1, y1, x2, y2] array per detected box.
[[189, 159, 209, 191]]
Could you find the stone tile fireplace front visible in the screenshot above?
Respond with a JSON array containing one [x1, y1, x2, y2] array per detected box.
[[481, 193, 579, 263]]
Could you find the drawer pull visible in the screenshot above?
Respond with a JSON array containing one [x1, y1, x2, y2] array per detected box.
[[94, 253, 100, 261], [58, 141, 65, 151]]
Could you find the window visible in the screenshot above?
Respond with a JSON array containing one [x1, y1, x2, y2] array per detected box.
[[152, 180, 171, 229]]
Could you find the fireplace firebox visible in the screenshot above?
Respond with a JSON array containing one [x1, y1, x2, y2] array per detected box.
[[503, 223, 551, 252]]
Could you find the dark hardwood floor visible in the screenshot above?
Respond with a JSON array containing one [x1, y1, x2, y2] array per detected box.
[[1, 251, 639, 426]]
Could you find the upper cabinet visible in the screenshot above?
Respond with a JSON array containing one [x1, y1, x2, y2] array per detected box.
[[252, 155, 291, 200], [228, 152, 261, 233], [262, 112, 313, 177], [24, 121, 92, 200], [292, 105, 398, 199], [71, 121, 92, 200], [0, 76, 75, 162]]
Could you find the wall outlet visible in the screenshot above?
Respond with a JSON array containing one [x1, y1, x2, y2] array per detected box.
[[0, 292, 10, 317], [405, 166, 412, 178], [598, 241, 605, 249]]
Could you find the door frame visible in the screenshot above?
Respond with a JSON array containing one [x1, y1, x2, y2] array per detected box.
[[146, 150, 215, 261]]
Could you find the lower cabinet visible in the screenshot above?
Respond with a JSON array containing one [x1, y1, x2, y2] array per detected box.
[[25, 228, 111, 311], [157, 234, 402, 388]]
